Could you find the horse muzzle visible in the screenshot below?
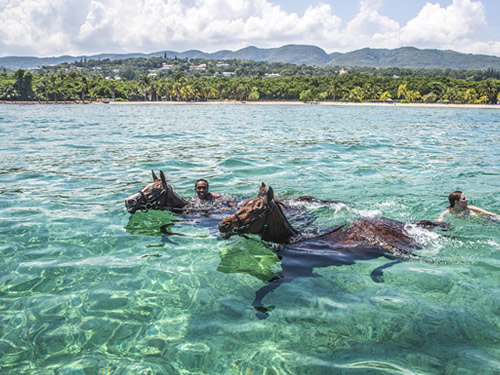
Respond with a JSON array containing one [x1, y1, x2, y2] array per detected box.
[[125, 195, 141, 214], [218, 220, 234, 239]]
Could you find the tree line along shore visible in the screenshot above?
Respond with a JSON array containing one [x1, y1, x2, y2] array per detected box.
[[1, 66, 500, 104]]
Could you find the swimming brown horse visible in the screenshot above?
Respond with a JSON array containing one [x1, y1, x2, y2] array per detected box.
[[125, 170, 188, 214], [218, 183, 447, 318]]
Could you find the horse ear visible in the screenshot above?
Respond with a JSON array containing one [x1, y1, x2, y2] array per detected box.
[[266, 186, 274, 202], [152, 170, 159, 181], [159, 170, 167, 185], [258, 182, 267, 197]]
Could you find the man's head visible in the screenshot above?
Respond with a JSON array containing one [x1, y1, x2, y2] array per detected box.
[[195, 179, 209, 199]]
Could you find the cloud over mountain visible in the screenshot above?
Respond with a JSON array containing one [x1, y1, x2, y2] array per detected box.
[[0, 0, 499, 57]]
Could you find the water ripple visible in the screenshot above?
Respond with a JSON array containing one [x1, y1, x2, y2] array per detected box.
[[0, 104, 499, 374]]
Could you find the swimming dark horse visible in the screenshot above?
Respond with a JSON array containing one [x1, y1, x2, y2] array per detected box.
[[125, 170, 188, 214], [218, 183, 447, 319], [125, 170, 242, 240]]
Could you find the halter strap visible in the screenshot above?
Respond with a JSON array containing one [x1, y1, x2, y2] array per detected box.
[[138, 183, 169, 211], [234, 212, 244, 227], [232, 198, 275, 236]]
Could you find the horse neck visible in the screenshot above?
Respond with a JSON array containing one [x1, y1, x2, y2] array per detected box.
[[261, 203, 297, 243], [166, 189, 188, 209]]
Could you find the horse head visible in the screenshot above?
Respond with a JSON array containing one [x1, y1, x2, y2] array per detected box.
[[125, 170, 187, 214], [218, 183, 298, 243]]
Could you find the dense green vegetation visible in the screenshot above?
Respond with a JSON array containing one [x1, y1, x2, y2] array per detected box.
[[3, 45, 500, 71], [1, 56, 499, 104], [21, 55, 500, 81]]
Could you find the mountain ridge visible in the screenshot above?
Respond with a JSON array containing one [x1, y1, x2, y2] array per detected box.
[[1, 45, 500, 71]]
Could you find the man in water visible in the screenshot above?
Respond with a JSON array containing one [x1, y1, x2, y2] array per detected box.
[[437, 191, 500, 221], [194, 179, 224, 201]]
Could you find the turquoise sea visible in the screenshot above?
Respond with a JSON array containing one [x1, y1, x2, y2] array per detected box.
[[0, 103, 499, 374]]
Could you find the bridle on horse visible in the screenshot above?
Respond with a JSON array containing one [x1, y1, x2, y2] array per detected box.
[[138, 182, 169, 211], [232, 197, 276, 237]]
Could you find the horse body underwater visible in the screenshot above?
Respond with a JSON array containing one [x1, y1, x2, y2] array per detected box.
[[218, 183, 447, 318]]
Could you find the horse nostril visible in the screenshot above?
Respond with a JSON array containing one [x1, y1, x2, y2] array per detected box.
[[218, 221, 230, 231], [125, 198, 138, 212]]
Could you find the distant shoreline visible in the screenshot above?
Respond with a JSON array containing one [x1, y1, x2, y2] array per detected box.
[[110, 100, 500, 109], [1, 100, 499, 109]]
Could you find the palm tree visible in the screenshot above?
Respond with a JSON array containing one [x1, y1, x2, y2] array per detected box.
[[80, 76, 88, 102], [347, 86, 366, 102], [34, 74, 50, 101], [172, 81, 183, 101], [478, 80, 497, 103], [48, 73, 58, 101], [139, 74, 150, 101], [216, 79, 228, 100], [379, 91, 392, 102], [397, 83, 408, 101], [463, 88, 477, 104], [248, 87, 260, 101], [182, 84, 194, 101], [441, 87, 459, 103], [149, 79, 159, 101], [0, 84, 18, 101], [329, 79, 341, 102], [158, 79, 172, 101], [406, 90, 421, 103]]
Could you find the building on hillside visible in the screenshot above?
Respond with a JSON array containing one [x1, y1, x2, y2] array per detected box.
[[159, 63, 174, 71], [213, 72, 234, 77], [190, 63, 207, 71]]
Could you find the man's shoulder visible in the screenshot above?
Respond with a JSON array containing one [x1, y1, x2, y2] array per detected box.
[[209, 192, 224, 199]]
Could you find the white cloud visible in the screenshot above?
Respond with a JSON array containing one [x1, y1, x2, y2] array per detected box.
[[0, 0, 498, 57], [400, 0, 486, 46], [340, 0, 401, 50]]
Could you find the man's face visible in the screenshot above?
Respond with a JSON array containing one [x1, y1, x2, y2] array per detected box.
[[195, 181, 209, 199]]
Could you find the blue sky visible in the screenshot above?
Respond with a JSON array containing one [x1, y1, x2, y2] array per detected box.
[[1, 0, 499, 57]]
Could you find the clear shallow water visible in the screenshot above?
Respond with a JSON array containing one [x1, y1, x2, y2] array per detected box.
[[0, 103, 499, 374]]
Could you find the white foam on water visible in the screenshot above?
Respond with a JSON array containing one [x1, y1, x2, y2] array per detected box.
[[353, 208, 383, 217], [404, 223, 444, 256]]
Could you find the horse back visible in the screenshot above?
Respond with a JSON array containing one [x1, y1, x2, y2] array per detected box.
[[320, 217, 419, 256]]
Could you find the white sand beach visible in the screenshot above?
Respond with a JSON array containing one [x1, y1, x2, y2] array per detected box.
[[106, 100, 500, 109]]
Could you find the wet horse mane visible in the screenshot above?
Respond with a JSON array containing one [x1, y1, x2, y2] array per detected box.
[[256, 183, 299, 242]]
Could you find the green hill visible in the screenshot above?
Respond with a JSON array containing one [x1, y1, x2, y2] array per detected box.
[[1, 45, 500, 71], [328, 47, 500, 70]]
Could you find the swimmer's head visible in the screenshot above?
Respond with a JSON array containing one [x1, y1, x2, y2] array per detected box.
[[195, 179, 209, 199], [448, 191, 467, 209]]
